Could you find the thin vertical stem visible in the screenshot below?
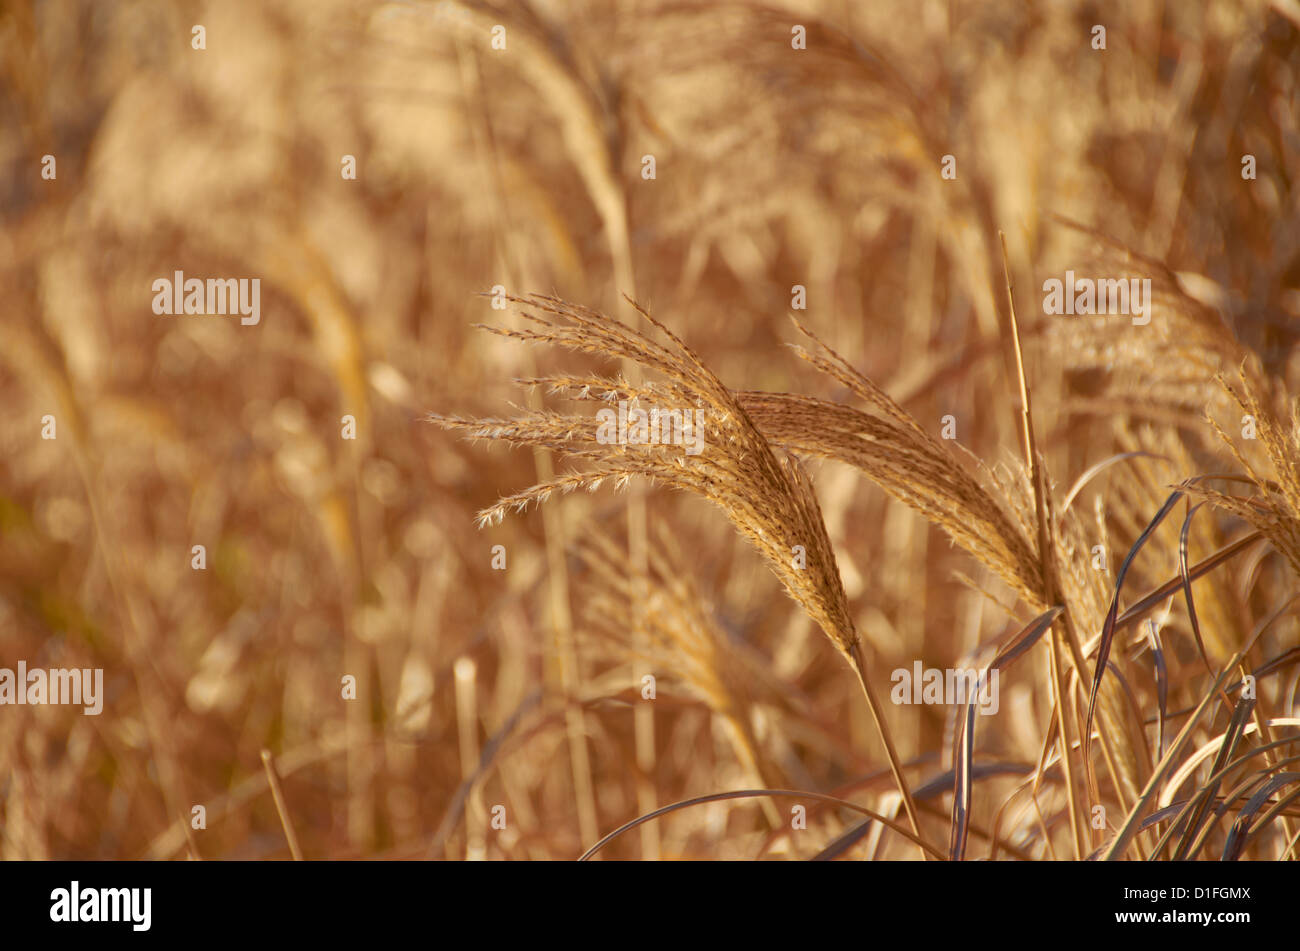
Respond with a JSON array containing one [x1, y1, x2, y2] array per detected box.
[[1000, 231, 1087, 858], [848, 641, 930, 859], [260, 750, 304, 861]]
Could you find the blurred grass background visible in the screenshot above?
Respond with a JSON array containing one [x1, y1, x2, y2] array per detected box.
[[0, 0, 1297, 859]]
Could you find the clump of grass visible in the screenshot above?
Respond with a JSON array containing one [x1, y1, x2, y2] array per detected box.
[[1188, 369, 1300, 580], [431, 292, 931, 852]]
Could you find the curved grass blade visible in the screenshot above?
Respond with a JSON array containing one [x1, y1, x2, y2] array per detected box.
[[1109, 620, 1292, 860], [1177, 502, 1216, 679], [1184, 754, 1300, 860], [1149, 744, 1300, 858], [1103, 653, 1240, 860], [1223, 774, 1300, 860], [1171, 695, 1255, 859], [1089, 802, 1199, 857], [578, 788, 946, 861], [1103, 659, 1154, 767], [1112, 531, 1264, 635], [815, 763, 1033, 861], [1086, 491, 1183, 797], [1159, 717, 1300, 811], [1247, 646, 1300, 683], [1062, 451, 1170, 512], [1145, 620, 1170, 765]]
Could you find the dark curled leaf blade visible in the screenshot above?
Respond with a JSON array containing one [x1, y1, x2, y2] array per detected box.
[[1222, 774, 1300, 860], [1178, 502, 1215, 678], [1087, 491, 1183, 785], [1173, 695, 1255, 860]]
